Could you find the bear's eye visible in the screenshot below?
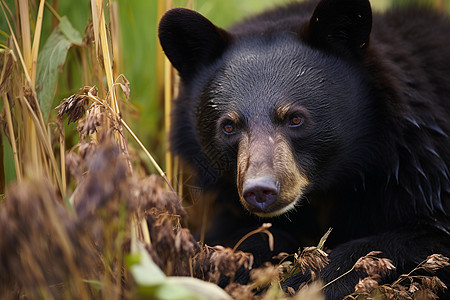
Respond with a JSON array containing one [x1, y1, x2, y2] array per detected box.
[[289, 115, 304, 127], [223, 124, 235, 135]]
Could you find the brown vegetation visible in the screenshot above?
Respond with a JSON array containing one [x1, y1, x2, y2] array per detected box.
[[0, 1, 448, 299]]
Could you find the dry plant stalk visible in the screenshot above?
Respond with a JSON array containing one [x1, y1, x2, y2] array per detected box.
[[279, 229, 331, 285], [1, 0, 171, 297], [1, 0, 63, 195], [233, 223, 274, 252], [342, 253, 449, 299], [323, 251, 395, 292], [353, 251, 396, 277], [30, 0, 45, 84], [159, 0, 191, 199], [0, 134, 166, 299]]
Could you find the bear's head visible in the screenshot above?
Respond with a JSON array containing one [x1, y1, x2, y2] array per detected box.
[[159, 0, 378, 217]]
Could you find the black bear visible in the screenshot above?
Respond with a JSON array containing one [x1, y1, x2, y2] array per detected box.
[[158, 0, 450, 298]]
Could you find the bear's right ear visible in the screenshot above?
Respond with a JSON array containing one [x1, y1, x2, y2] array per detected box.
[[304, 0, 372, 58], [158, 8, 231, 80]]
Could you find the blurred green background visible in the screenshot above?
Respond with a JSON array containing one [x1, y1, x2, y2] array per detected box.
[[1, 0, 448, 171]]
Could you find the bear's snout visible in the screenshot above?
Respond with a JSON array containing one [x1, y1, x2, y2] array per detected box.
[[236, 131, 308, 216], [242, 176, 280, 211]]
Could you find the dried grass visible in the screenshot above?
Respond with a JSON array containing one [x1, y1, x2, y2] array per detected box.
[[0, 1, 448, 300], [344, 252, 449, 300]]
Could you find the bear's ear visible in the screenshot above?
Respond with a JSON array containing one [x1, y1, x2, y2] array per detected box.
[[158, 8, 231, 80], [304, 0, 372, 58]]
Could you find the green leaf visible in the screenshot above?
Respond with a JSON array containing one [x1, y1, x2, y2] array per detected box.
[[129, 241, 165, 286], [137, 284, 201, 300], [83, 279, 103, 292], [2, 134, 16, 187], [129, 240, 232, 300], [58, 16, 83, 45], [164, 277, 232, 300], [36, 16, 82, 120]]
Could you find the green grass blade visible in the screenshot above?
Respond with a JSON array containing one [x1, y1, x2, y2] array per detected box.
[[36, 16, 82, 120]]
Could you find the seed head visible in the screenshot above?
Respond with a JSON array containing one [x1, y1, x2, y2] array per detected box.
[[354, 251, 395, 276], [56, 86, 97, 124], [422, 254, 450, 273], [354, 274, 380, 294], [297, 247, 329, 280]]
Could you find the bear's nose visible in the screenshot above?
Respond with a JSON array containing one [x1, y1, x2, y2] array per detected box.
[[243, 177, 279, 211]]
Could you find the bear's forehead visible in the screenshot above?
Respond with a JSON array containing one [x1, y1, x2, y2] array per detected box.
[[206, 39, 359, 113], [222, 37, 318, 79]]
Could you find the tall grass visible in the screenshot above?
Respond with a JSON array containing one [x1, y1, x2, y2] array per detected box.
[[0, 0, 165, 298], [0, 0, 448, 299]]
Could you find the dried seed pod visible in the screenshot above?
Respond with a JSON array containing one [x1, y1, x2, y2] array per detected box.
[[56, 86, 97, 124], [209, 246, 254, 280], [354, 251, 395, 276], [354, 274, 381, 294], [421, 254, 450, 274], [249, 262, 281, 288], [296, 246, 329, 280], [77, 103, 103, 138]]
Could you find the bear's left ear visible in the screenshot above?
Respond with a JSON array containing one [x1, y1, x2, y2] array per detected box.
[[304, 0, 372, 58], [158, 8, 231, 80]]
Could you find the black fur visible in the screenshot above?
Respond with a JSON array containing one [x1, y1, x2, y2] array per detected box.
[[159, 0, 450, 298]]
